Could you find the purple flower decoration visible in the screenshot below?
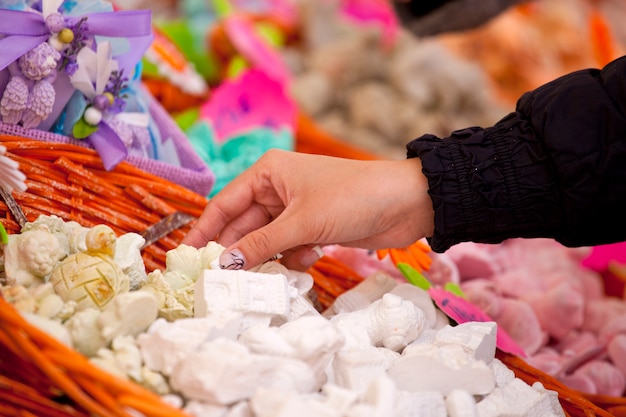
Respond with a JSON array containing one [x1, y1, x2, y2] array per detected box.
[[58, 16, 90, 76]]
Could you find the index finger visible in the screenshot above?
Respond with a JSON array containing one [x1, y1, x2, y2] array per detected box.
[[182, 171, 259, 248]]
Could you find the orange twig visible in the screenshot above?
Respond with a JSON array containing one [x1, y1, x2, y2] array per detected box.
[[126, 184, 177, 216], [0, 327, 118, 417]]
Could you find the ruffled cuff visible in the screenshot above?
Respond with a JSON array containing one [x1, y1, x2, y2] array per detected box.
[[406, 113, 563, 252]]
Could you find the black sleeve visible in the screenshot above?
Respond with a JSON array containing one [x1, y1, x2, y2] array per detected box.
[[392, 0, 526, 38], [407, 55, 626, 252]]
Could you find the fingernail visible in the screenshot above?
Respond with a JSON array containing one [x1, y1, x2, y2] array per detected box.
[[301, 245, 324, 267], [266, 253, 283, 262], [219, 249, 246, 270]]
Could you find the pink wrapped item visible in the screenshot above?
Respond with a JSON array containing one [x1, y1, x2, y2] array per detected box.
[[423, 238, 626, 397], [526, 347, 567, 376], [460, 279, 503, 318], [608, 334, 626, 376], [567, 360, 625, 397], [598, 313, 626, 344], [443, 242, 499, 280], [495, 298, 547, 355], [521, 281, 585, 341], [581, 298, 626, 333]]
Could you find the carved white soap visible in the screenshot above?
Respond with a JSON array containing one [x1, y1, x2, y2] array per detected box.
[[194, 269, 290, 318]]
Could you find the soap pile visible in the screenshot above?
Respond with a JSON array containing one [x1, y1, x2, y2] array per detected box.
[[287, 4, 506, 159], [328, 238, 626, 398], [0, 216, 566, 417]]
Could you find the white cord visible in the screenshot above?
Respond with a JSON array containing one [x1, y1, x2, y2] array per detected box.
[[0, 145, 26, 194]]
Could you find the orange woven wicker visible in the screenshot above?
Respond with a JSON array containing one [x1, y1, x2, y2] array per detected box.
[[0, 295, 192, 417], [308, 255, 366, 310], [0, 133, 211, 415], [0, 134, 208, 272]]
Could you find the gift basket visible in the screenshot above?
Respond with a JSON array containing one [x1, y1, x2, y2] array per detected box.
[[0, 293, 192, 417], [0, 0, 214, 197], [0, 218, 624, 417]]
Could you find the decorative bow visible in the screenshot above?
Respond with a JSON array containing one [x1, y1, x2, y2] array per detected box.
[[69, 41, 149, 170]]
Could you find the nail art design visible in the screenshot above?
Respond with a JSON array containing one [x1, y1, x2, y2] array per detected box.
[[219, 249, 246, 270]]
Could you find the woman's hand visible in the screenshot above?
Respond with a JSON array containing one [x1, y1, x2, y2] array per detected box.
[[182, 149, 434, 270]]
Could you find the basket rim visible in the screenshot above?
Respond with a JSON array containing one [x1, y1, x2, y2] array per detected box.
[[0, 87, 215, 197]]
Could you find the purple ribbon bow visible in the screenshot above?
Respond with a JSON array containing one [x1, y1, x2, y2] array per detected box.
[[0, 9, 152, 74], [0, 8, 153, 171]]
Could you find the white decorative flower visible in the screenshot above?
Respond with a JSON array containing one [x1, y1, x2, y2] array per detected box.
[[69, 41, 118, 102]]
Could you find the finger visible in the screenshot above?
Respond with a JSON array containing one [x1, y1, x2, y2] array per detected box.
[[216, 201, 274, 247], [182, 171, 262, 248], [280, 245, 325, 271], [217, 211, 314, 270], [182, 219, 215, 248], [182, 199, 240, 248]]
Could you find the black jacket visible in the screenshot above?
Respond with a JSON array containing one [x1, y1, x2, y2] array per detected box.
[[407, 55, 626, 252], [393, 0, 526, 37]]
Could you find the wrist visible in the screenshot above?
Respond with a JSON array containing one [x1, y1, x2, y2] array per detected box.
[[404, 158, 435, 239]]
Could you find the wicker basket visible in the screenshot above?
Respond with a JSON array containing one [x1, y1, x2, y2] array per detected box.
[[1, 252, 622, 417], [0, 127, 623, 417], [0, 130, 211, 415]]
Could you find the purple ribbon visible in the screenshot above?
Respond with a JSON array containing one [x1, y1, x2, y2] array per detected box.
[[0, 10, 50, 71], [72, 10, 153, 75], [0, 9, 153, 73], [89, 121, 128, 171]]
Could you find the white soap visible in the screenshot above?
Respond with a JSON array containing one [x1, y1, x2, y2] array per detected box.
[[433, 321, 497, 364], [445, 389, 478, 417], [194, 269, 290, 317]]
